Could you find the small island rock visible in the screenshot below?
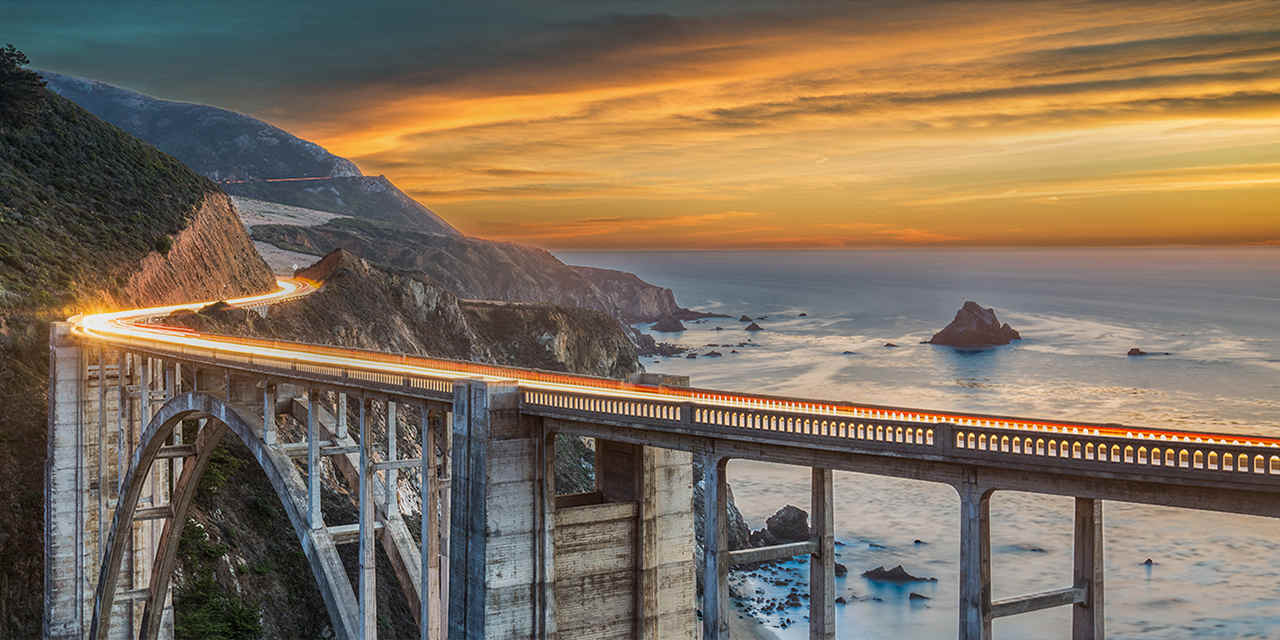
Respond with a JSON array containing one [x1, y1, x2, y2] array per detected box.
[[745, 322, 764, 331], [861, 565, 935, 583], [927, 301, 1021, 348], [651, 316, 686, 332], [749, 505, 810, 546], [739, 315, 753, 322]]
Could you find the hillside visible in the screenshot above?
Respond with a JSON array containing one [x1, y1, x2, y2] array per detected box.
[[42, 71, 458, 235], [0, 60, 275, 638], [252, 216, 709, 322], [41, 71, 359, 181], [222, 174, 457, 232], [172, 250, 642, 378]]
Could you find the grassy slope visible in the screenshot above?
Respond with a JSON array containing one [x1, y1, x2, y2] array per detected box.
[[0, 91, 216, 311], [0, 87, 222, 638]]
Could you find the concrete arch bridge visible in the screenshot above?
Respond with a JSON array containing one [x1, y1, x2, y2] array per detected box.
[[44, 279, 1280, 640]]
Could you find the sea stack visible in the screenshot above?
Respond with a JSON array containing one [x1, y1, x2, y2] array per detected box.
[[651, 316, 686, 332], [927, 301, 1021, 348]]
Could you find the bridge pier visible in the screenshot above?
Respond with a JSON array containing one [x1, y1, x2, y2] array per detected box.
[[956, 474, 1105, 640]]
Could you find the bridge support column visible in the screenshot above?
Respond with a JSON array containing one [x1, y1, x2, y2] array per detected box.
[[449, 380, 553, 640], [957, 476, 993, 640], [45, 322, 86, 640], [1073, 498, 1104, 640], [809, 468, 835, 640], [699, 452, 729, 640]]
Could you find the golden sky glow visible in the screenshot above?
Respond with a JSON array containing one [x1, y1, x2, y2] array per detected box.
[[304, 2, 1280, 247], [28, 0, 1280, 248]]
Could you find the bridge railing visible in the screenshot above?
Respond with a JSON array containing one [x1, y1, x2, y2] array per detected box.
[[952, 424, 1280, 484], [79, 326, 1280, 487]]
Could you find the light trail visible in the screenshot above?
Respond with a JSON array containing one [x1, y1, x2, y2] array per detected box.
[[71, 279, 1280, 450]]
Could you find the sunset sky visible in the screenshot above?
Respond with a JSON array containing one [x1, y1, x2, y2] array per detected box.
[[11, 0, 1280, 248]]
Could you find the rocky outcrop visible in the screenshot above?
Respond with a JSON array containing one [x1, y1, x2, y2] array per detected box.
[[927, 301, 1021, 348], [692, 458, 752, 552], [651, 316, 686, 332], [120, 193, 275, 307], [862, 565, 936, 583], [251, 217, 706, 326], [571, 266, 719, 322], [172, 250, 642, 379], [749, 505, 810, 547], [745, 321, 764, 331]]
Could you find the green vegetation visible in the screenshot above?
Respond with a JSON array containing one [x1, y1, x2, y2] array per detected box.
[[0, 44, 45, 125], [173, 521, 262, 640], [0, 49, 215, 312], [0, 47, 221, 637]]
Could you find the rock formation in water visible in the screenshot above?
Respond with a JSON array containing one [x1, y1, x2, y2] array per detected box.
[[861, 565, 936, 583], [651, 316, 686, 332], [749, 505, 811, 547], [927, 301, 1021, 347], [745, 321, 764, 331]]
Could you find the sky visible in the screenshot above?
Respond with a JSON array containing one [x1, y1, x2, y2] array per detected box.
[[8, 0, 1280, 249]]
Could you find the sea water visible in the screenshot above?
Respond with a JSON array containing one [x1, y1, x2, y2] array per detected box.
[[556, 248, 1280, 639]]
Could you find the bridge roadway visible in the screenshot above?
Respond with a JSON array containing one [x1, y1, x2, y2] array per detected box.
[[52, 278, 1280, 640]]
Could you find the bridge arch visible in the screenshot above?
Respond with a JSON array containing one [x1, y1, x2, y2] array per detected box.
[[89, 392, 359, 640]]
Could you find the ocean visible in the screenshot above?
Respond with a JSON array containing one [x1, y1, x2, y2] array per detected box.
[[556, 248, 1280, 639]]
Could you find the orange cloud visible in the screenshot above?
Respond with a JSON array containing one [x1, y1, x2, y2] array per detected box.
[[266, 0, 1280, 249]]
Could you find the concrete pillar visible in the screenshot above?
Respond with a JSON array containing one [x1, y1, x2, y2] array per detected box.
[[1073, 498, 1104, 640], [420, 407, 436, 640], [308, 390, 321, 530], [810, 468, 835, 640], [957, 477, 993, 640], [386, 400, 398, 512], [358, 397, 377, 639], [45, 322, 85, 640], [448, 380, 548, 639], [638, 446, 696, 640], [699, 453, 729, 640]]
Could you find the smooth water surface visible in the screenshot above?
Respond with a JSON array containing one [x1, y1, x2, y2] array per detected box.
[[558, 248, 1280, 639]]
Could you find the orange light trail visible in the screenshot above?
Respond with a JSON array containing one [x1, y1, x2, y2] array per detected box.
[[71, 279, 1280, 450]]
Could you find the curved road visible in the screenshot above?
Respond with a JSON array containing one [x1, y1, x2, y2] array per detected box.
[[70, 278, 1280, 450]]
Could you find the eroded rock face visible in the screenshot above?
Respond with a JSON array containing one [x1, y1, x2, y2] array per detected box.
[[750, 504, 811, 547], [121, 193, 276, 307], [171, 250, 643, 378], [927, 301, 1021, 348]]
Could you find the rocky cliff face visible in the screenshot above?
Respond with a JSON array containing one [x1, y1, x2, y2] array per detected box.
[[571, 265, 684, 322], [119, 192, 276, 307], [251, 217, 702, 324], [171, 250, 642, 379]]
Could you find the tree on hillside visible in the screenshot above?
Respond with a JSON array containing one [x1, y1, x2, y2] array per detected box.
[[0, 44, 46, 124]]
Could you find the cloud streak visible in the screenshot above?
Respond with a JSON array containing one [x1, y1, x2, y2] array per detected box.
[[16, 0, 1280, 248]]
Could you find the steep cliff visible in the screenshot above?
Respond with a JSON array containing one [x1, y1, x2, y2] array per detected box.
[[171, 250, 643, 379], [572, 265, 687, 322], [0, 67, 274, 637]]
